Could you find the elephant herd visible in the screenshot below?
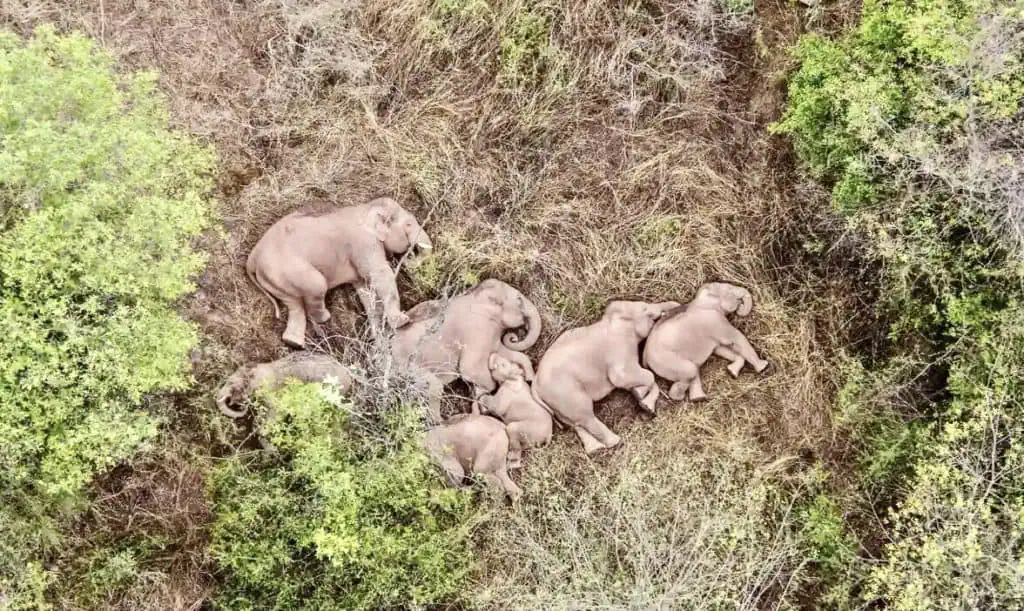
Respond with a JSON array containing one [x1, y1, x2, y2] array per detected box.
[[219, 197, 770, 501]]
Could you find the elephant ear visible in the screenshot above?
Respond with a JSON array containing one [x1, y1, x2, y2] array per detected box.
[[368, 204, 395, 242]]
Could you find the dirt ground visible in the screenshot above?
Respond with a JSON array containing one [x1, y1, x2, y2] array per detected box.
[[1, 0, 876, 606]]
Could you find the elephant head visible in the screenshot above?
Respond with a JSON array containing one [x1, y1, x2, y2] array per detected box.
[[606, 300, 681, 338], [472, 279, 542, 351], [216, 366, 252, 418], [488, 353, 527, 383], [367, 197, 433, 261], [695, 282, 753, 316]]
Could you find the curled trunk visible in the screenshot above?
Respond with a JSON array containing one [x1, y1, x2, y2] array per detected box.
[[735, 287, 753, 316], [503, 292, 542, 351]]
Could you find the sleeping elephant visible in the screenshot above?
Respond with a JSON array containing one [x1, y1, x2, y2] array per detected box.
[[392, 279, 541, 422], [216, 352, 353, 418], [247, 197, 432, 348], [530, 300, 680, 454], [475, 353, 553, 469], [643, 282, 768, 401], [425, 413, 522, 501]]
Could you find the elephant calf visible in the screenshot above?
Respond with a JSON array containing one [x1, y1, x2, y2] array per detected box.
[[643, 282, 769, 402], [424, 414, 522, 501], [247, 197, 432, 348], [475, 353, 552, 468], [217, 353, 353, 418], [531, 300, 679, 454]]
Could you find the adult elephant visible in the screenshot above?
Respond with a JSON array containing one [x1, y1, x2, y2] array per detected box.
[[392, 279, 541, 421], [530, 299, 680, 454], [247, 197, 432, 348]]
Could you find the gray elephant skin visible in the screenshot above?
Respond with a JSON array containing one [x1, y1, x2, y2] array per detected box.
[[476, 353, 553, 468], [217, 352, 353, 418], [392, 279, 541, 421], [425, 413, 522, 501], [247, 197, 432, 348], [643, 282, 769, 401], [530, 300, 680, 454]]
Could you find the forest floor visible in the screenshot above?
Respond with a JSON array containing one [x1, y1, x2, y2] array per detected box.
[[3, 0, 873, 606]]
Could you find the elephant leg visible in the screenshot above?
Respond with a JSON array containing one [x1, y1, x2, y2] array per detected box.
[[660, 360, 700, 401], [484, 472, 522, 502], [728, 329, 769, 373], [578, 415, 621, 454], [474, 393, 497, 416], [281, 300, 308, 349], [609, 364, 658, 413], [631, 384, 660, 414], [687, 373, 707, 401], [355, 282, 384, 334], [365, 266, 409, 329], [714, 345, 745, 377], [304, 293, 331, 324], [506, 422, 526, 468], [423, 374, 444, 424], [438, 454, 466, 487]]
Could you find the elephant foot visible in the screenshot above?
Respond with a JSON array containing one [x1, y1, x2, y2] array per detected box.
[[688, 390, 707, 402], [755, 360, 771, 374], [389, 311, 411, 329], [668, 382, 689, 401], [727, 360, 744, 378], [311, 310, 331, 324], [577, 428, 606, 455], [508, 452, 523, 470], [282, 331, 305, 350], [639, 392, 658, 414]]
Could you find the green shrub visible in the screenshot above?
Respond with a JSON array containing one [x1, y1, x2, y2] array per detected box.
[[0, 26, 213, 605], [775, 0, 1024, 606], [209, 380, 477, 610]]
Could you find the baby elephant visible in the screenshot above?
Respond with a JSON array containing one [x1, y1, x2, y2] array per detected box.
[[217, 352, 353, 418], [476, 353, 553, 468], [425, 414, 522, 501], [247, 197, 432, 348], [643, 282, 769, 402]]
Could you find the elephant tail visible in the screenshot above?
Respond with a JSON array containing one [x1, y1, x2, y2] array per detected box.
[[246, 254, 281, 320], [530, 383, 570, 431]]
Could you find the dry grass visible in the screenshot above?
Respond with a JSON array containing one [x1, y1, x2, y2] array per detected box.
[[0, 0, 871, 606], [472, 412, 814, 609]]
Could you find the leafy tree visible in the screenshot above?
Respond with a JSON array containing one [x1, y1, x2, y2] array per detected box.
[[0, 26, 214, 605], [775, 0, 1024, 606], [209, 380, 477, 610]]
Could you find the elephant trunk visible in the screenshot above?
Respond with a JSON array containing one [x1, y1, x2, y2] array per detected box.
[[406, 226, 433, 266], [503, 293, 541, 351], [735, 287, 753, 316]]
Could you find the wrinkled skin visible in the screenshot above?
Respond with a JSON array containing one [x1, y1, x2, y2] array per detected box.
[[392, 279, 542, 422], [531, 300, 680, 454], [216, 353, 353, 418], [424, 413, 522, 501], [247, 197, 433, 348], [475, 353, 553, 469], [643, 282, 768, 401]]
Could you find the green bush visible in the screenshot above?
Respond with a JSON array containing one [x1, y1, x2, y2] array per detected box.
[[775, 0, 1024, 606], [209, 380, 477, 610], [0, 26, 214, 604]]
